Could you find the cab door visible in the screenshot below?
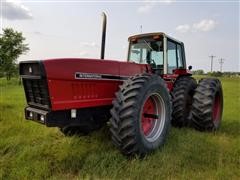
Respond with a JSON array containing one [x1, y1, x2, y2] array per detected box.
[[163, 39, 185, 90]]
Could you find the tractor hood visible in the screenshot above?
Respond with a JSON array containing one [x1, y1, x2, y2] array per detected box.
[[42, 58, 148, 80], [19, 58, 149, 111]]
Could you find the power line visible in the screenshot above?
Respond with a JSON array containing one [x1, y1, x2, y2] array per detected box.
[[219, 58, 225, 72], [209, 55, 216, 72]]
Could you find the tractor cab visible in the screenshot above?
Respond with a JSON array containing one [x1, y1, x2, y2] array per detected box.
[[128, 33, 187, 76]]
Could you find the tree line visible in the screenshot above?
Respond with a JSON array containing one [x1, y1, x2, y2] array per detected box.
[[192, 70, 240, 77]]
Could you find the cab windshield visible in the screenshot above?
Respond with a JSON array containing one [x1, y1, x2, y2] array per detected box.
[[128, 38, 164, 70]]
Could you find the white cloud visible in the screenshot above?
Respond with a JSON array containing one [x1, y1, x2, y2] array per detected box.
[[137, 2, 156, 13], [175, 24, 191, 33], [137, 1, 174, 14], [176, 19, 218, 33], [80, 42, 99, 48], [193, 19, 218, 32], [2, 0, 32, 20]]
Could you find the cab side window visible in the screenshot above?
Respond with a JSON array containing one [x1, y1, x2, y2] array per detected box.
[[177, 44, 184, 68], [167, 41, 177, 74]]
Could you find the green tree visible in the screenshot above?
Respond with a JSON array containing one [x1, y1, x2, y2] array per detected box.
[[0, 28, 29, 80]]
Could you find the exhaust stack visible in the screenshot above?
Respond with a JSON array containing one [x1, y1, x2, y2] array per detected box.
[[100, 12, 107, 59]]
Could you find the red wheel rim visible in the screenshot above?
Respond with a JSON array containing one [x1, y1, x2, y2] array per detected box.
[[140, 93, 166, 142], [213, 93, 221, 122], [142, 97, 156, 136], [141, 97, 158, 136]]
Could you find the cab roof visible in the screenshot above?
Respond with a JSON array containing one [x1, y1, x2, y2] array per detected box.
[[128, 32, 183, 44]]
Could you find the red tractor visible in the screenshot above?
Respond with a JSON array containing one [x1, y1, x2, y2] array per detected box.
[[19, 13, 223, 156]]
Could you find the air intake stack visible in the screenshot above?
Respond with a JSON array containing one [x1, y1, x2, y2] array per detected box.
[[100, 12, 107, 59]]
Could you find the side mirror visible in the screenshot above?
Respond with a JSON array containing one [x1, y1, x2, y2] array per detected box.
[[188, 65, 192, 70]]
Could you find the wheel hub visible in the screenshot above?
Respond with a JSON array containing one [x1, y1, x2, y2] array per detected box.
[[141, 93, 166, 142], [142, 98, 157, 135]]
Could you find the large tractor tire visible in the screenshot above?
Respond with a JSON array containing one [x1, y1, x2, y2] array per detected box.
[[191, 78, 223, 131], [171, 76, 197, 127], [109, 74, 171, 156]]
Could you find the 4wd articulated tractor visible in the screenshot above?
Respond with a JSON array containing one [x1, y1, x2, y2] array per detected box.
[[20, 13, 223, 156]]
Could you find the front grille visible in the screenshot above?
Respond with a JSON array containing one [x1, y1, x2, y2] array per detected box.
[[20, 61, 51, 110], [23, 78, 50, 109]]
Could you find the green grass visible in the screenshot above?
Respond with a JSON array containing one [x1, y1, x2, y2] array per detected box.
[[0, 77, 240, 179]]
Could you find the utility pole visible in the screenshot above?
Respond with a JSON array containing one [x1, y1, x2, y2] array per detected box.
[[209, 55, 216, 72], [219, 58, 224, 72], [140, 25, 143, 33]]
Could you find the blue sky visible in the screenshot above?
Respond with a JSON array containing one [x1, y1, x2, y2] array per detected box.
[[1, 0, 239, 72]]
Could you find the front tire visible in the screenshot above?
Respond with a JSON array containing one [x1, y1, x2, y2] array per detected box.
[[191, 78, 223, 131], [109, 74, 171, 156]]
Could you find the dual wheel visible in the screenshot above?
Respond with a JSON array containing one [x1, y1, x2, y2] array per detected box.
[[171, 76, 223, 131], [110, 74, 223, 156]]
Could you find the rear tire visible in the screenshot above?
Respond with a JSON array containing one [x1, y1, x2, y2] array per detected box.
[[171, 76, 197, 127], [191, 78, 223, 131], [109, 74, 171, 156]]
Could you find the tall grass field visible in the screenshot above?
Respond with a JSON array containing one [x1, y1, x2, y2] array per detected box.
[[0, 77, 239, 179]]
